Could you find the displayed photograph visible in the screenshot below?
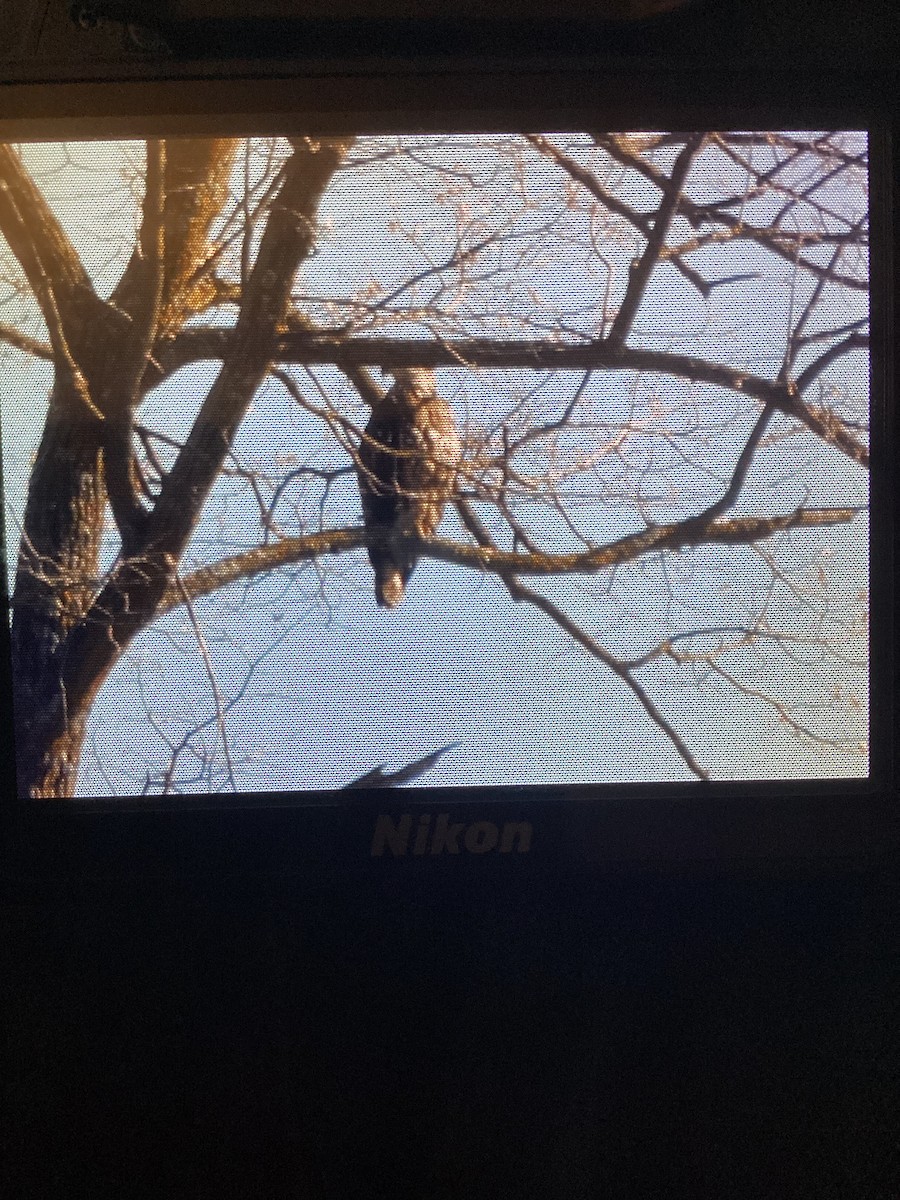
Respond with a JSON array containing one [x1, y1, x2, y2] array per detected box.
[[0, 131, 869, 797]]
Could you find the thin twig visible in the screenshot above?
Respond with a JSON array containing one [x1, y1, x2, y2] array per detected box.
[[173, 573, 238, 793], [455, 497, 709, 780]]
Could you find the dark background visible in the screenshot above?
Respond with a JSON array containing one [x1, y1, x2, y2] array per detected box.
[[3, 868, 898, 1198], [1, 0, 898, 75], [2, 2, 898, 1196]]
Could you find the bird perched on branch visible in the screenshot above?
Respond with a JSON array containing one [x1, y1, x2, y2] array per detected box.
[[357, 368, 461, 608]]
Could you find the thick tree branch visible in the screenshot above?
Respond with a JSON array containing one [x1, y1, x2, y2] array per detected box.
[[103, 141, 167, 552], [158, 504, 859, 615], [127, 140, 167, 389], [794, 332, 870, 395], [146, 138, 354, 554], [0, 149, 101, 425], [111, 139, 239, 331], [151, 328, 870, 467], [0, 143, 133, 398], [161, 529, 366, 611]]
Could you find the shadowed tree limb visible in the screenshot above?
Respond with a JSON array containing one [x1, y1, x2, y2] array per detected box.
[[102, 140, 167, 553], [343, 743, 462, 789], [149, 329, 870, 467], [606, 132, 707, 347]]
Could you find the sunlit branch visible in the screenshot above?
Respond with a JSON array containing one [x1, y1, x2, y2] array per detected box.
[[542, 132, 867, 290], [161, 502, 859, 627], [714, 135, 867, 232], [526, 133, 716, 298], [621, 623, 865, 672], [621, 624, 770, 670], [589, 133, 867, 288], [2, 190, 101, 421], [162, 528, 367, 612], [0, 143, 96, 329], [110, 139, 240, 330], [435, 507, 860, 570], [103, 141, 169, 553]]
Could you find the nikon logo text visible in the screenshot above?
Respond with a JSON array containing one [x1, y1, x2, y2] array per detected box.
[[371, 813, 533, 857]]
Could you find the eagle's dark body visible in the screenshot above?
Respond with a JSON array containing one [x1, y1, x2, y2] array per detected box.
[[358, 368, 461, 608]]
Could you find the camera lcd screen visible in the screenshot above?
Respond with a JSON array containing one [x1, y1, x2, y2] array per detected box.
[[0, 130, 870, 800]]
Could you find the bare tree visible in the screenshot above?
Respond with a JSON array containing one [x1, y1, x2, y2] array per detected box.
[[0, 131, 869, 797]]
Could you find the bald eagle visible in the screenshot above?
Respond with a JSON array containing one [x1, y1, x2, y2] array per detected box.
[[357, 368, 461, 608]]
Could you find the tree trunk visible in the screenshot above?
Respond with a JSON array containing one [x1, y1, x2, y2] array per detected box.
[[11, 398, 106, 797]]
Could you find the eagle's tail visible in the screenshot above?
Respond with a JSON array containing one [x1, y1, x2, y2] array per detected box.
[[374, 565, 407, 608]]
